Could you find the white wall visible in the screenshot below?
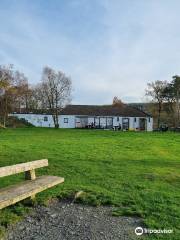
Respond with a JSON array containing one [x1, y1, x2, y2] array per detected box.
[[59, 115, 75, 128], [10, 113, 153, 131], [10, 114, 76, 128], [133, 117, 139, 129], [10, 113, 55, 127], [146, 117, 153, 131]]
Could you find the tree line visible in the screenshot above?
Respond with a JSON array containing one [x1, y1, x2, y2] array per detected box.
[[146, 76, 180, 128], [0, 63, 179, 129], [0, 65, 72, 128]]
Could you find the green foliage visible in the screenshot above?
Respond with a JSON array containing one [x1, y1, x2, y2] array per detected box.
[[0, 128, 179, 239]]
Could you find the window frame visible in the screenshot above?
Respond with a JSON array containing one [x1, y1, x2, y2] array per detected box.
[[64, 118, 68, 123], [44, 116, 48, 122]]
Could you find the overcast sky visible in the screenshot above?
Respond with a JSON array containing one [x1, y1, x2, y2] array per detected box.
[[0, 0, 180, 104]]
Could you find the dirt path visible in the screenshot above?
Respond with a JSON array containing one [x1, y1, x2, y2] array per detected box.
[[5, 200, 142, 240]]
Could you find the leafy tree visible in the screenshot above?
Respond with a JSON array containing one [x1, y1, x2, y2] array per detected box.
[[0, 65, 14, 127], [172, 75, 180, 127], [162, 82, 175, 126], [112, 96, 124, 106], [0, 65, 31, 126]]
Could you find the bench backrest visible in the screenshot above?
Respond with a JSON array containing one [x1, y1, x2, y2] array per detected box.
[[0, 159, 48, 178]]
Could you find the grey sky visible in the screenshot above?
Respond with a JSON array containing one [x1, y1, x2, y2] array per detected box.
[[0, 0, 180, 104]]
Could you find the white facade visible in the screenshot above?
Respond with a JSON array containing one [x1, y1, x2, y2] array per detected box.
[[10, 113, 153, 131], [9, 113, 54, 127], [146, 117, 153, 131], [59, 115, 75, 128]]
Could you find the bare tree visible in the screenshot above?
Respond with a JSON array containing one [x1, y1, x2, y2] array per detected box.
[[12, 70, 30, 112], [146, 80, 167, 128], [39, 66, 72, 128], [26, 85, 41, 110], [0, 64, 14, 127]]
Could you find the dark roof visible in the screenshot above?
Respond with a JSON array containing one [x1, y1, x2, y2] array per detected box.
[[12, 109, 53, 115], [60, 104, 151, 117], [12, 108, 64, 115]]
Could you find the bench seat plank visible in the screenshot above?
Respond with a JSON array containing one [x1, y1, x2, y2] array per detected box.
[[0, 176, 64, 209]]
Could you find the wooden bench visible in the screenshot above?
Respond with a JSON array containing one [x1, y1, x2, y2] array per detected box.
[[0, 159, 64, 209]]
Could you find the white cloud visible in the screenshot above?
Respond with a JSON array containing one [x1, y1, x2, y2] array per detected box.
[[0, 0, 180, 104]]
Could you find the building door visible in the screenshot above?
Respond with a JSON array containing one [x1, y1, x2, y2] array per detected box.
[[106, 117, 113, 128], [122, 118, 129, 130], [139, 118, 147, 130]]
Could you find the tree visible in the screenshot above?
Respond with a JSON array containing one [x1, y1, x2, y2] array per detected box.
[[112, 96, 124, 106], [39, 66, 72, 128], [0, 64, 14, 127], [12, 70, 30, 112], [172, 75, 180, 127], [162, 76, 180, 127], [0, 65, 31, 126], [26, 85, 41, 110], [146, 80, 167, 128], [162, 82, 176, 126]]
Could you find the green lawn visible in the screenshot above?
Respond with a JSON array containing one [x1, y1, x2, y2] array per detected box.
[[0, 128, 180, 239]]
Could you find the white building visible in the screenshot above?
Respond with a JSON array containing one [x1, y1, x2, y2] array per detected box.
[[11, 104, 153, 131]]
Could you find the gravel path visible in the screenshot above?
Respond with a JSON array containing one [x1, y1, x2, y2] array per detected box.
[[5, 200, 142, 240]]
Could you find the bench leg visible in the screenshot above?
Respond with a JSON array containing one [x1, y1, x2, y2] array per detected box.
[[25, 170, 36, 200], [25, 169, 36, 180]]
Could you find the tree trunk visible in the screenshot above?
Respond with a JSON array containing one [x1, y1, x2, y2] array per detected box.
[[167, 101, 175, 127], [3, 95, 8, 128], [157, 102, 162, 128], [176, 90, 180, 127], [25, 94, 28, 112], [3, 114, 6, 128], [52, 114, 59, 128], [55, 110, 59, 128]]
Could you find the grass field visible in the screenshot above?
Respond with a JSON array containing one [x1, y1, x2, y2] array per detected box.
[[0, 128, 180, 239]]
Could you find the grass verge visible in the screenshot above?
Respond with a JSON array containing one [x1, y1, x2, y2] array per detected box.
[[0, 128, 179, 239]]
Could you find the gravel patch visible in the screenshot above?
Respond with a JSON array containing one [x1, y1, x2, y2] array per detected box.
[[5, 200, 142, 240]]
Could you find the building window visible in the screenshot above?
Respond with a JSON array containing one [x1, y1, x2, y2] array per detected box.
[[149, 117, 151, 122], [44, 116, 48, 122], [134, 117, 136, 122], [117, 117, 119, 121], [64, 118, 68, 123]]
